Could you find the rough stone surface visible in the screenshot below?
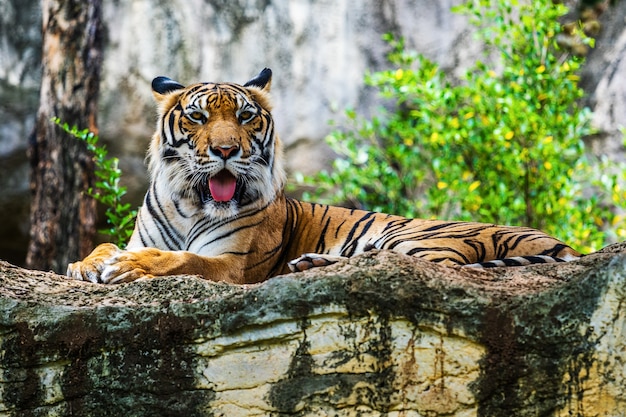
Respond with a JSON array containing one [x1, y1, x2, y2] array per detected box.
[[1, 0, 626, 265], [1, 243, 626, 416], [580, 0, 626, 159]]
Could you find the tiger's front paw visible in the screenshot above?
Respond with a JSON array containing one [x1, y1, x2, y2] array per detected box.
[[67, 243, 154, 284], [288, 253, 347, 272], [67, 243, 124, 283]]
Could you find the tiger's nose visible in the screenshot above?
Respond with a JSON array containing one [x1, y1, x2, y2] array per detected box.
[[211, 145, 240, 160]]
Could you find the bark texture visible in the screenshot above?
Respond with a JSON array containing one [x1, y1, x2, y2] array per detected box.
[[26, 0, 103, 273], [1, 244, 626, 416]]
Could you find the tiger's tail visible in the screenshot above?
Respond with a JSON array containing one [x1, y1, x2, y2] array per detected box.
[[463, 253, 581, 268]]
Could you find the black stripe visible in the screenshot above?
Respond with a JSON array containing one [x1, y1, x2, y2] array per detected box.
[[501, 258, 524, 266], [497, 230, 541, 256], [385, 230, 483, 250], [269, 198, 302, 277], [197, 219, 264, 252], [315, 217, 332, 254], [173, 199, 192, 218], [334, 219, 347, 239], [224, 251, 253, 256], [406, 246, 471, 264], [421, 221, 463, 231], [245, 241, 286, 273], [162, 148, 180, 162], [539, 243, 568, 257], [186, 83, 211, 95], [320, 204, 331, 219], [370, 219, 412, 248], [137, 219, 156, 247], [428, 257, 465, 265], [188, 203, 271, 249], [463, 238, 487, 263], [522, 255, 549, 264], [507, 233, 533, 252], [340, 212, 377, 257], [381, 218, 413, 233], [187, 204, 268, 243], [145, 188, 184, 249]]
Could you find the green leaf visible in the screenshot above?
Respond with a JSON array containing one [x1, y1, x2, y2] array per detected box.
[[298, 0, 622, 252], [53, 118, 137, 248]]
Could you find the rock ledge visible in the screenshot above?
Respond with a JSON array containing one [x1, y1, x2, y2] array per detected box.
[[1, 245, 626, 416]]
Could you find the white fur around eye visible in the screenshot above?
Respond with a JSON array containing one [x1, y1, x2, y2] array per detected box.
[[237, 107, 257, 124], [186, 108, 208, 124]]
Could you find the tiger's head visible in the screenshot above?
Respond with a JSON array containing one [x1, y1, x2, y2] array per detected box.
[[148, 68, 285, 219]]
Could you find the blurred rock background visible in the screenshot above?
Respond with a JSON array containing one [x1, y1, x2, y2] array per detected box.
[[0, 0, 624, 266]]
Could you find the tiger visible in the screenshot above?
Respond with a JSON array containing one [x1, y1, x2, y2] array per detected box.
[[66, 68, 582, 284]]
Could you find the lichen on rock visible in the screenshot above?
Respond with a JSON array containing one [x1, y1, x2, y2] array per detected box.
[[1, 244, 626, 416]]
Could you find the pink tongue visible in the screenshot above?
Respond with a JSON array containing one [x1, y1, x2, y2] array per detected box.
[[209, 171, 237, 202]]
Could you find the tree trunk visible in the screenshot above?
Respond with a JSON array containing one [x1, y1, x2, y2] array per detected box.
[[1, 245, 626, 416], [26, 0, 103, 273]]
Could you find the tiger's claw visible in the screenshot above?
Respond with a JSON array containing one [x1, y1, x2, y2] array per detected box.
[[288, 253, 347, 272]]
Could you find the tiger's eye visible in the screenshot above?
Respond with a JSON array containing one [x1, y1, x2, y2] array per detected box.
[[239, 110, 254, 122], [189, 111, 205, 121]]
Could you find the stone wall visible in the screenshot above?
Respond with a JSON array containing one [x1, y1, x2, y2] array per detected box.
[[1, 0, 625, 265], [2, 245, 626, 415], [96, 0, 473, 172], [580, 0, 626, 156]]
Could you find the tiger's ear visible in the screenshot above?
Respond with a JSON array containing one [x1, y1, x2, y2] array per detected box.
[[151, 76, 185, 110], [243, 68, 272, 92], [152, 76, 185, 95]]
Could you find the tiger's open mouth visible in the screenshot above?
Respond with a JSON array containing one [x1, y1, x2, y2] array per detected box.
[[198, 170, 242, 204]]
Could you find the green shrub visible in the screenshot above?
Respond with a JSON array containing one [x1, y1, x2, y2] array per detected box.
[[299, 0, 626, 253], [54, 118, 137, 248]]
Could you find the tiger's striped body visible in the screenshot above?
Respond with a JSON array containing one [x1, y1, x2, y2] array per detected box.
[[67, 69, 581, 284]]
